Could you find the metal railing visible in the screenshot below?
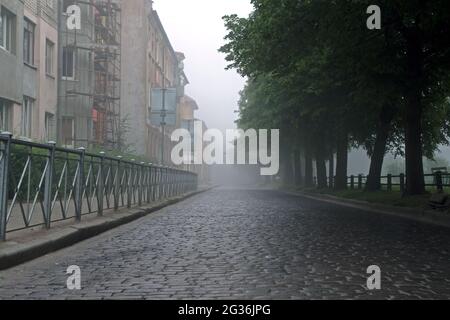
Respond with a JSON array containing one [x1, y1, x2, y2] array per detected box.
[[0, 133, 198, 241], [315, 172, 450, 192]]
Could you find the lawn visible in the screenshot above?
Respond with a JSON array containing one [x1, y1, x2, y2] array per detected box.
[[294, 187, 434, 209]]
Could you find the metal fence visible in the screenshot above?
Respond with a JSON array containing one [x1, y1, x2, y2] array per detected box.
[[315, 172, 450, 192], [0, 133, 198, 241]]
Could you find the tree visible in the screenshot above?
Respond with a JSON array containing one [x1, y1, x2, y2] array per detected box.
[[221, 0, 450, 195]]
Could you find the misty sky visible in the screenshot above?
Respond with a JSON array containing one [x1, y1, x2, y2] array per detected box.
[[154, 0, 253, 133], [154, 0, 450, 171]]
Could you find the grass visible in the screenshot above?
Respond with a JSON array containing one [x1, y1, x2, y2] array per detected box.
[[273, 183, 437, 209], [304, 188, 432, 209]]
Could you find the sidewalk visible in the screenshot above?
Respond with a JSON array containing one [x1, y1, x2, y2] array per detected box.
[[281, 189, 450, 228], [0, 187, 213, 271]]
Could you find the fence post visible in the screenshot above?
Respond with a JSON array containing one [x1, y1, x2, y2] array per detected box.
[[350, 175, 355, 189], [387, 174, 392, 191], [127, 160, 133, 208], [358, 174, 363, 190], [97, 151, 105, 216], [400, 173, 405, 194], [114, 156, 122, 211], [167, 168, 171, 198], [436, 171, 443, 193], [163, 167, 168, 198], [75, 147, 85, 222], [146, 164, 151, 204], [138, 162, 145, 206], [0, 132, 12, 241], [149, 164, 154, 202], [44, 141, 56, 229]]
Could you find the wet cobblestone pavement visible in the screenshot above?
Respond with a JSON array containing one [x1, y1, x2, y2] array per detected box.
[[0, 188, 449, 299]]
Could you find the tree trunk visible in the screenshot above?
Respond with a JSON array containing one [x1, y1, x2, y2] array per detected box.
[[316, 154, 327, 189], [334, 130, 348, 190], [304, 144, 314, 187], [294, 148, 303, 186], [405, 93, 425, 195], [404, 30, 425, 195], [366, 104, 395, 191], [281, 145, 294, 186], [315, 141, 327, 189], [328, 153, 334, 188]]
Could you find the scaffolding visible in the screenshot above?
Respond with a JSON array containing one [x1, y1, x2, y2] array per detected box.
[[60, 0, 121, 150]]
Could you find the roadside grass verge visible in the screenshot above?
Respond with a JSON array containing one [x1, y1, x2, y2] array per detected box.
[[304, 188, 432, 208], [277, 185, 437, 209]]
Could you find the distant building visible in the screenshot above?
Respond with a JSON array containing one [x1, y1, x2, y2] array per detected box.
[[179, 95, 210, 185], [121, 0, 188, 163], [57, 0, 121, 149]]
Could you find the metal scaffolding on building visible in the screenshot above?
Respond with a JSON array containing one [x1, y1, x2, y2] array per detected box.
[[60, 0, 121, 150]]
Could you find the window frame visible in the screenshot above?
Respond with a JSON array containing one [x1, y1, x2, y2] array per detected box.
[[44, 112, 55, 141], [0, 6, 16, 54], [21, 96, 33, 138], [23, 18, 35, 65], [61, 117, 75, 147], [62, 46, 76, 80], [45, 39, 55, 76], [0, 99, 12, 132]]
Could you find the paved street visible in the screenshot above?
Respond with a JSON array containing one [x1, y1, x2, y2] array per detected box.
[[0, 188, 449, 300]]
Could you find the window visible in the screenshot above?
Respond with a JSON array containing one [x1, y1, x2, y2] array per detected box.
[[62, 117, 74, 147], [0, 6, 16, 53], [23, 18, 35, 65], [21, 97, 33, 137], [45, 39, 54, 75], [45, 112, 55, 141], [62, 46, 75, 79], [0, 99, 12, 132]]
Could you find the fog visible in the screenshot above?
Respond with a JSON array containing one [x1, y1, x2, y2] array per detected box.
[[154, 0, 253, 134], [155, 0, 450, 184]]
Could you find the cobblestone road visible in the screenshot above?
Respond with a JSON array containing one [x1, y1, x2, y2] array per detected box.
[[0, 188, 449, 300]]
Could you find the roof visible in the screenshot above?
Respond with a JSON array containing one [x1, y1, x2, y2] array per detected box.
[[183, 95, 199, 110]]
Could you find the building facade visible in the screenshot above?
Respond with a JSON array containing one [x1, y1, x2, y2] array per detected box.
[[24, 0, 58, 142], [0, 0, 24, 135], [0, 0, 209, 182], [178, 95, 210, 184], [121, 0, 187, 163], [0, 0, 58, 142]]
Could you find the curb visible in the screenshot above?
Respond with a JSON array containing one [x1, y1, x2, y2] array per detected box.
[[0, 187, 213, 271], [280, 190, 450, 229]]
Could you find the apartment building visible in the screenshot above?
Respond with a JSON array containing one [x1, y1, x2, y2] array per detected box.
[[24, 0, 58, 141], [0, 0, 57, 141], [121, 0, 188, 163], [0, 0, 204, 173], [0, 0, 24, 135]]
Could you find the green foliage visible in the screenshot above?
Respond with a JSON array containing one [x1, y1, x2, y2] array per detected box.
[[220, 0, 450, 193]]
